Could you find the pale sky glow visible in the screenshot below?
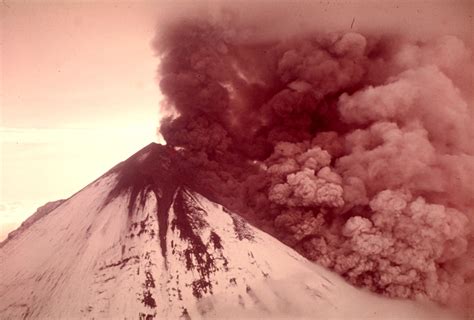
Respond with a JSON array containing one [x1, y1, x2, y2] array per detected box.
[[0, 1, 162, 240], [0, 125, 161, 239]]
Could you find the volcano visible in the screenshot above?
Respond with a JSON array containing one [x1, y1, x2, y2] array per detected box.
[[0, 143, 458, 319]]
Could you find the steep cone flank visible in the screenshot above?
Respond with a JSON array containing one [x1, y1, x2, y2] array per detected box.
[[103, 143, 192, 258], [0, 144, 459, 319]]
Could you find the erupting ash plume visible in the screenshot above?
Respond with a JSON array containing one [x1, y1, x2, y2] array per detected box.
[[153, 1, 474, 309]]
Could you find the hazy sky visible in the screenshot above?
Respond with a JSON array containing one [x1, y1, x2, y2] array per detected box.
[[0, 1, 161, 240], [0, 0, 472, 241]]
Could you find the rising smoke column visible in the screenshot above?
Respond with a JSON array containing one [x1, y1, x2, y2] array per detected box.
[[153, 11, 474, 308]]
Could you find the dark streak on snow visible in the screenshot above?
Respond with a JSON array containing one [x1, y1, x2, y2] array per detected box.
[[139, 250, 157, 310], [321, 274, 334, 285], [305, 285, 323, 299], [209, 231, 223, 250], [245, 285, 269, 312], [103, 143, 214, 259], [172, 189, 227, 299], [103, 145, 176, 258], [137, 216, 150, 237], [99, 255, 139, 271], [177, 287, 183, 301], [225, 208, 255, 241], [103, 276, 116, 283]]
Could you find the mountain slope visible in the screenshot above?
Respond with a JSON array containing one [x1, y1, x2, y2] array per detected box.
[[0, 200, 66, 247], [0, 143, 458, 319]]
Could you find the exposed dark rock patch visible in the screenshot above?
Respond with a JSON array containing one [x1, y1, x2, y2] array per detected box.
[[141, 290, 157, 308], [139, 312, 156, 320], [209, 231, 223, 250], [144, 271, 155, 289], [190, 278, 213, 299]]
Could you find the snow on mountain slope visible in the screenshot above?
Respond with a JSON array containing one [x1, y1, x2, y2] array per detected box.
[[0, 143, 459, 319], [0, 200, 66, 246]]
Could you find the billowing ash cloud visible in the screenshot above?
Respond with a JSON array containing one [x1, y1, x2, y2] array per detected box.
[[153, 1, 474, 310]]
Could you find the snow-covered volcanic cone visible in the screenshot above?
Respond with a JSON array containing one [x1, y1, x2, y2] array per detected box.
[[0, 144, 458, 319]]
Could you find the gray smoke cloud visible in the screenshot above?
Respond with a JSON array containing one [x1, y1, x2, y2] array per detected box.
[[152, 0, 473, 313]]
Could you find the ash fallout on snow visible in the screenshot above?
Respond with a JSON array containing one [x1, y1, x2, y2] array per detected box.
[[153, 1, 474, 309]]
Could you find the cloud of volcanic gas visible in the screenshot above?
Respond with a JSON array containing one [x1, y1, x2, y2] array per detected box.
[[153, 0, 474, 310]]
